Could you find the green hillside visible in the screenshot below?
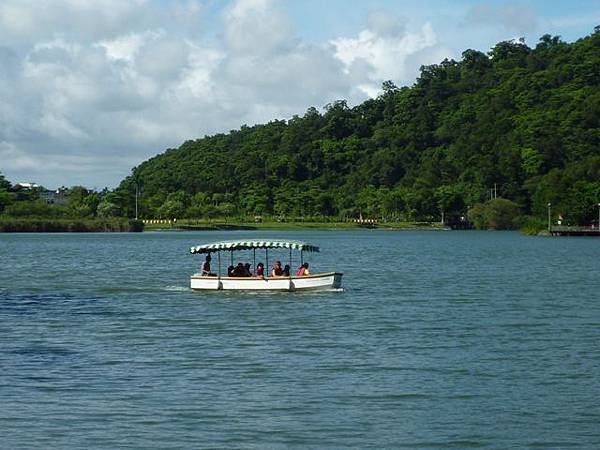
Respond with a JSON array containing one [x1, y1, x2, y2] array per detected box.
[[117, 28, 600, 227]]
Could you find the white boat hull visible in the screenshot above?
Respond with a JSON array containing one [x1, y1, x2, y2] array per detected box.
[[190, 272, 343, 291]]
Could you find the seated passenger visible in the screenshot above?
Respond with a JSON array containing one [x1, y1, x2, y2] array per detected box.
[[244, 263, 252, 277], [296, 262, 310, 276], [255, 262, 264, 277], [233, 262, 245, 277], [227, 265, 235, 277], [201, 254, 212, 276], [283, 264, 290, 276], [271, 260, 283, 277]]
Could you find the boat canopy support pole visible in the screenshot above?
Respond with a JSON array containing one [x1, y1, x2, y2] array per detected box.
[[218, 251, 221, 277], [230, 250, 233, 267], [253, 248, 256, 276], [289, 247, 292, 272], [266, 249, 269, 277], [301, 250, 304, 266]]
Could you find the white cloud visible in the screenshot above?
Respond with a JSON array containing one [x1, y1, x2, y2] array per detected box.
[[97, 31, 160, 62], [331, 16, 447, 97], [0, 142, 39, 171], [222, 0, 294, 55], [0, 0, 152, 44], [0, 139, 140, 188], [0, 0, 454, 188], [39, 112, 90, 141]]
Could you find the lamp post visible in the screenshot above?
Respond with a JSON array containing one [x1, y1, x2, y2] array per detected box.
[[547, 203, 551, 232], [132, 176, 142, 220], [135, 181, 139, 220]]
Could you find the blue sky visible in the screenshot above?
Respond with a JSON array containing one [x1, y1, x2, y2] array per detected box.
[[0, 0, 599, 188]]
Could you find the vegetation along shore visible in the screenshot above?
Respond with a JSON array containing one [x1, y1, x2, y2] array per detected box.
[[2, 28, 600, 233]]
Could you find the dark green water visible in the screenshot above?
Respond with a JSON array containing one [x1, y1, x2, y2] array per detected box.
[[1, 230, 599, 449]]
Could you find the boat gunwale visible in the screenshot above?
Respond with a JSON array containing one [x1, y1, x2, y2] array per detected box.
[[190, 271, 342, 280]]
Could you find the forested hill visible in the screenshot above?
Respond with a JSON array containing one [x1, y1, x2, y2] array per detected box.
[[119, 28, 600, 225]]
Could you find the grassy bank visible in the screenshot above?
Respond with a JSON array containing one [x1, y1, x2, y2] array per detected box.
[[143, 219, 448, 231], [0, 217, 144, 232]]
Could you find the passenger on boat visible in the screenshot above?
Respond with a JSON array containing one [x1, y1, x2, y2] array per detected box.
[[296, 262, 310, 276], [283, 264, 290, 276], [244, 263, 252, 277], [202, 254, 212, 276], [227, 265, 235, 277], [271, 260, 283, 277], [255, 262, 264, 277], [233, 262, 246, 277]]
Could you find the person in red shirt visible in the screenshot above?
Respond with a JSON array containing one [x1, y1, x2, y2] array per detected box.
[[296, 262, 310, 276]]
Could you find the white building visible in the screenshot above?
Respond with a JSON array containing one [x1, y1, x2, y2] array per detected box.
[[14, 182, 40, 190]]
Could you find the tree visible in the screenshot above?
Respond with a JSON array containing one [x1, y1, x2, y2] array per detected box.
[[468, 199, 521, 230], [84, 192, 101, 216], [97, 201, 121, 218], [5, 200, 69, 218], [157, 200, 185, 219], [381, 80, 399, 95], [67, 186, 93, 216], [216, 202, 236, 219], [0, 172, 11, 191], [520, 147, 544, 176], [0, 191, 16, 213]]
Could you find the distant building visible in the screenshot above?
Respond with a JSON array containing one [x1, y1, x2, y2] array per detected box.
[[14, 182, 40, 190], [39, 187, 69, 206], [14, 182, 70, 206]]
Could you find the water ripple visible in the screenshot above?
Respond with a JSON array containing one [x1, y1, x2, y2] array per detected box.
[[1, 230, 599, 449]]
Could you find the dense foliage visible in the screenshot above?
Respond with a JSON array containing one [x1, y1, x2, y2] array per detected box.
[[112, 28, 600, 227], [0, 217, 143, 233], [0, 172, 142, 231], [468, 198, 521, 230]]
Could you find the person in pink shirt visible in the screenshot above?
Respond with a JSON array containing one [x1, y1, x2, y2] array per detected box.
[[296, 262, 310, 276]]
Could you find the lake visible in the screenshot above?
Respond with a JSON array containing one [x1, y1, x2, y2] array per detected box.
[[1, 230, 599, 449]]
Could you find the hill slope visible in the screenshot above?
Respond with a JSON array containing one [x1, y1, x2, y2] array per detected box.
[[118, 28, 600, 225]]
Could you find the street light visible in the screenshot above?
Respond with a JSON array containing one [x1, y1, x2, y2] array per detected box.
[[132, 177, 142, 220], [135, 181, 139, 220], [547, 203, 551, 232]]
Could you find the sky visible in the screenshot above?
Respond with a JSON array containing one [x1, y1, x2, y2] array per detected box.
[[1, 0, 599, 189]]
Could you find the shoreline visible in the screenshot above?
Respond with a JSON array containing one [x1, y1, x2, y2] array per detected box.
[[143, 220, 451, 232], [0, 218, 453, 232]]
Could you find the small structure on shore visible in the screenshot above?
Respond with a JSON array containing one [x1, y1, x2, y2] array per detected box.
[[39, 188, 69, 206], [549, 226, 600, 237]]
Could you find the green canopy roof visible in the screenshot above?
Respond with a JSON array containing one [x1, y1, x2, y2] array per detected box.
[[190, 240, 319, 254]]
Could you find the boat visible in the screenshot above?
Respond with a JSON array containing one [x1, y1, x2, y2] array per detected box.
[[189, 239, 343, 291]]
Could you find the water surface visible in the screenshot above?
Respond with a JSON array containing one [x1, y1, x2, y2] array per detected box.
[[1, 230, 599, 449]]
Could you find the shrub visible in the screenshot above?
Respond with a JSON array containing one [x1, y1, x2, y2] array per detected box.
[[520, 216, 547, 235], [468, 199, 521, 230], [0, 217, 144, 232]]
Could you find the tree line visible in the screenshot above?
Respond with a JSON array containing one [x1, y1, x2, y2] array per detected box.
[[0, 177, 142, 232], [3, 27, 600, 230]]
